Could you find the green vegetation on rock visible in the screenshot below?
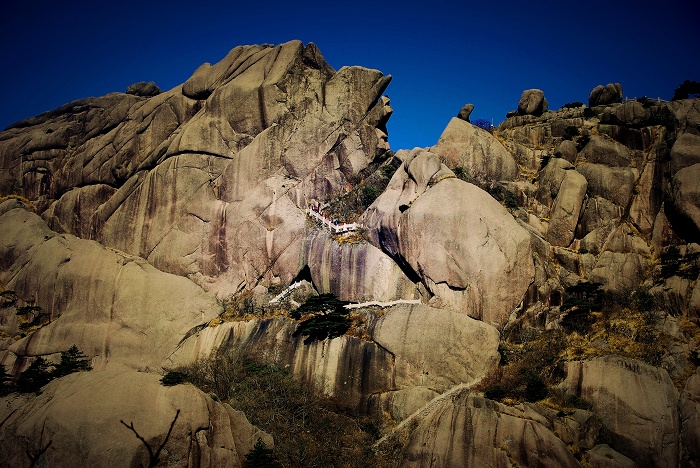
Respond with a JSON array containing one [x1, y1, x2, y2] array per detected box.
[[291, 293, 351, 344], [170, 348, 387, 467]]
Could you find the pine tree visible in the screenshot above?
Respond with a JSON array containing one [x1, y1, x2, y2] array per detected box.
[[290, 293, 351, 344], [0, 364, 15, 396], [243, 438, 281, 468], [17, 357, 53, 393], [52, 345, 91, 377]]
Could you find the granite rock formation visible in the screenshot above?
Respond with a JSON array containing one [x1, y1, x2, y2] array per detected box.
[[1, 40, 700, 467]]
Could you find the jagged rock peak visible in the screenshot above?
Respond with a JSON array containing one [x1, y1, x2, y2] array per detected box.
[[181, 40, 336, 100], [0, 39, 394, 298]]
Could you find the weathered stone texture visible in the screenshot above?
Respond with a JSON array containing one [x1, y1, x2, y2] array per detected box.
[[430, 117, 518, 181], [560, 356, 679, 468], [0, 369, 268, 468]]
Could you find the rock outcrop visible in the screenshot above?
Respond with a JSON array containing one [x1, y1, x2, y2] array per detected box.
[[589, 83, 623, 107], [0, 202, 220, 372], [2, 40, 700, 467], [456, 103, 474, 121], [0, 369, 268, 467], [362, 149, 534, 326], [126, 81, 161, 97], [560, 356, 679, 467], [681, 369, 700, 467], [518, 88, 548, 116], [394, 390, 580, 467], [169, 303, 500, 411], [430, 117, 518, 181], [1, 40, 393, 298]]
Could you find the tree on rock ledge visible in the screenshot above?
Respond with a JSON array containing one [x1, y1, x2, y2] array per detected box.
[[16, 357, 52, 394], [291, 293, 351, 344], [673, 80, 700, 100], [52, 345, 91, 377]]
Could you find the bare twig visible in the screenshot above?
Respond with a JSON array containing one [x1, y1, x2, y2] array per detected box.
[[120, 409, 181, 467], [27, 440, 52, 468]]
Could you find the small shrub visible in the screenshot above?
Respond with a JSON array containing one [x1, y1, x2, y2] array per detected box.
[[691, 349, 700, 367], [504, 190, 518, 210], [659, 246, 699, 279], [568, 394, 592, 410], [453, 166, 466, 180], [243, 438, 282, 468], [576, 134, 590, 151], [0, 364, 15, 396], [632, 289, 656, 314], [561, 281, 603, 333], [562, 101, 584, 109], [563, 126, 580, 141], [360, 185, 380, 206], [561, 308, 592, 334], [292, 311, 351, 344], [161, 370, 189, 386], [174, 348, 382, 467], [472, 119, 493, 131], [484, 385, 506, 401], [0, 290, 17, 306], [523, 370, 548, 402], [380, 164, 396, 179], [540, 154, 552, 170]]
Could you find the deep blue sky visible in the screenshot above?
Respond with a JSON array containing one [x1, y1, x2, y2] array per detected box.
[[1, 0, 698, 151]]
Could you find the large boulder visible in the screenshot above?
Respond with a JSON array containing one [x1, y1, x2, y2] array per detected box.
[[587, 445, 636, 468], [580, 135, 632, 167], [589, 83, 623, 107], [362, 150, 534, 326], [304, 229, 418, 303], [125, 81, 161, 97], [559, 356, 679, 468], [681, 369, 700, 467], [577, 163, 637, 208], [668, 163, 700, 241], [557, 139, 578, 163], [397, 391, 580, 467], [367, 387, 439, 424], [518, 88, 548, 116], [545, 167, 588, 247], [371, 304, 500, 390], [0, 369, 269, 467], [670, 132, 700, 176], [456, 103, 474, 122], [600, 100, 652, 126], [589, 251, 645, 293], [430, 117, 518, 181]]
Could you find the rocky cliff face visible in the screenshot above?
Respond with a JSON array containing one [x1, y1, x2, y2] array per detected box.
[[1, 43, 699, 467], [1, 40, 393, 297]]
